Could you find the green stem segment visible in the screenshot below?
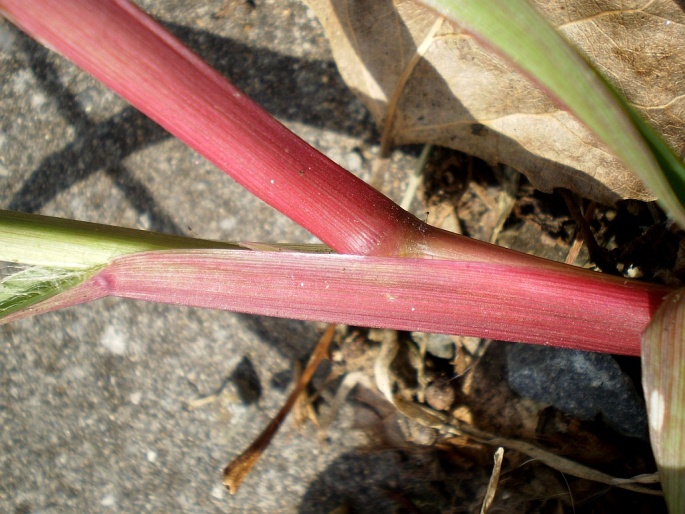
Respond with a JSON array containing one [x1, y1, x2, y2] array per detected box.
[[0, 209, 239, 269]]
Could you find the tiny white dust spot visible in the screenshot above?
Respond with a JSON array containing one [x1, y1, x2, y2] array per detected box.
[[101, 493, 116, 507], [300, 282, 304, 287], [270, 179, 275, 184], [211, 484, 225, 500], [129, 391, 142, 405], [411, 307, 416, 312], [219, 217, 236, 231], [147, 450, 157, 463], [101, 325, 127, 355], [648, 389, 666, 433], [31, 92, 47, 108]]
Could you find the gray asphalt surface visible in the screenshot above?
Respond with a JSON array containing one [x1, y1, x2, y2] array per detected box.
[[0, 1, 419, 512]]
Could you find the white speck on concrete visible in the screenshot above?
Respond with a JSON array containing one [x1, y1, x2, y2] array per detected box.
[[0, 161, 11, 177], [147, 450, 157, 463], [137, 212, 152, 230], [31, 92, 47, 108], [101, 493, 116, 507], [211, 484, 225, 500], [11, 69, 33, 94], [219, 217, 236, 231], [130, 391, 142, 405], [101, 325, 127, 355]]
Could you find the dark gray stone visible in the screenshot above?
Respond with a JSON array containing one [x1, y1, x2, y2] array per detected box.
[[506, 343, 648, 439]]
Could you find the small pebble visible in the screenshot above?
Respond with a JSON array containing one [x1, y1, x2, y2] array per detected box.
[[425, 382, 455, 411]]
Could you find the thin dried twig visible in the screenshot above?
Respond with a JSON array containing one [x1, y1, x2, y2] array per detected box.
[[480, 447, 504, 514], [394, 398, 662, 496], [490, 165, 520, 243], [379, 16, 445, 157], [400, 144, 433, 211], [561, 189, 610, 269], [222, 324, 337, 494], [566, 200, 597, 266], [317, 371, 373, 434], [374, 330, 400, 403], [372, 332, 661, 497]]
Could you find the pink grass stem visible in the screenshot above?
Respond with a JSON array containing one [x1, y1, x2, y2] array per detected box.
[[1, 0, 673, 353], [0, 0, 596, 268], [4, 250, 670, 355], [0, 0, 418, 256]]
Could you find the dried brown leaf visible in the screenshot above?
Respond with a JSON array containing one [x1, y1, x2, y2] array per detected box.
[[306, 0, 685, 204]]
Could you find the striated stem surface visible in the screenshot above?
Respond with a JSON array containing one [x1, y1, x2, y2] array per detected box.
[[0, 0, 420, 256], [3, 249, 670, 355], [0, 0, 615, 271]]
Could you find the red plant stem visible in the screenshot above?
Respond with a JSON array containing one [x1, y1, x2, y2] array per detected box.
[[0, 0, 407, 256], [0, 0, 583, 268], [2, 250, 671, 355], [101, 252, 668, 355], [1, 0, 673, 356]]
